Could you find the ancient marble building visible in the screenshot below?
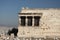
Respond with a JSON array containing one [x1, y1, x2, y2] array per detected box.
[[18, 7, 60, 40]]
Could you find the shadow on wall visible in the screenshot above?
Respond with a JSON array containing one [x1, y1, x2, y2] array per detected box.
[[7, 27, 18, 37]]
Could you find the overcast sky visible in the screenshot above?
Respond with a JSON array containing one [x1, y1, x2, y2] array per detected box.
[[0, 0, 60, 27]]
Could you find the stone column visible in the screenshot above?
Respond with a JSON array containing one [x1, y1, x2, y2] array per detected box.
[[26, 17, 28, 26], [32, 17, 34, 26], [39, 18, 41, 26], [19, 16, 21, 26]]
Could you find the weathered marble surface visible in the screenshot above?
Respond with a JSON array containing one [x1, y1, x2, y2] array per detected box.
[[18, 8, 60, 38]]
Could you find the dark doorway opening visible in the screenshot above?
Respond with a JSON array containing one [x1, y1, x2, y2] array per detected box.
[[20, 16, 26, 26], [34, 16, 40, 26], [27, 16, 32, 26]]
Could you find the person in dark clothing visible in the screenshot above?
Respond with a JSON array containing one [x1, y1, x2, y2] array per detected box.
[[7, 28, 18, 37]]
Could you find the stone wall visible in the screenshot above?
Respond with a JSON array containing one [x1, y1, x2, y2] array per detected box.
[[18, 8, 60, 37]]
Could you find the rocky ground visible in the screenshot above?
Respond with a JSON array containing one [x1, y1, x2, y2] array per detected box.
[[0, 26, 18, 40], [0, 26, 60, 40]]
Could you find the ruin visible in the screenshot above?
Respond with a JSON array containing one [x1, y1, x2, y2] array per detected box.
[[18, 7, 60, 40]]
